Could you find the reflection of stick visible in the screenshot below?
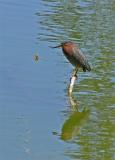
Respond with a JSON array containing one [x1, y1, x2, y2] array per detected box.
[[68, 93, 78, 111], [68, 75, 77, 95]]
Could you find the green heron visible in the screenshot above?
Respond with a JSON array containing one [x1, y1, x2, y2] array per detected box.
[[52, 41, 91, 94]]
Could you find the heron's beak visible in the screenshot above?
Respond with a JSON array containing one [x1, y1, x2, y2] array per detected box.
[[50, 44, 62, 48]]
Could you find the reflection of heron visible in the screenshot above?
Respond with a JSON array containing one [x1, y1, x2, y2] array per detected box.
[[52, 41, 91, 94], [61, 95, 90, 141]]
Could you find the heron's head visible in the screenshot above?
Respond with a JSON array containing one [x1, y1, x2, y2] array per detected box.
[[52, 41, 74, 49]]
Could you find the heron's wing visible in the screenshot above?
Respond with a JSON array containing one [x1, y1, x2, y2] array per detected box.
[[72, 46, 91, 71], [72, 47, 86, 66]]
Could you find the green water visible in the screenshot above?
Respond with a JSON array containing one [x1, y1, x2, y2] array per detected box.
[[0, 0, 115, 160]]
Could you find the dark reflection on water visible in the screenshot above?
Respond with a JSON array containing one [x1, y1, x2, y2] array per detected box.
[[61, 95, 90, 141]]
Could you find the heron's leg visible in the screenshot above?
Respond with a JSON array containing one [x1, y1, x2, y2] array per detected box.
[[68, 68, 78, 95], [72, 68, 78, 77]]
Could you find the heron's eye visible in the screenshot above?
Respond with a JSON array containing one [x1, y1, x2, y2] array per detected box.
[[64, 43, 68, 46]]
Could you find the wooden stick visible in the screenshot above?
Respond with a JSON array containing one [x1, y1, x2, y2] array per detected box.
[[68, 69, 78, 95], [68, 74, 77, 95]]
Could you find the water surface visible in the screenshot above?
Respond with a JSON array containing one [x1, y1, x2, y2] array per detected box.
[[0, 0, 115, 160]]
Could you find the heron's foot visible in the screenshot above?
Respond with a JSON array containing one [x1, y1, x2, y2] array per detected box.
[[69, 74, 77, 82]]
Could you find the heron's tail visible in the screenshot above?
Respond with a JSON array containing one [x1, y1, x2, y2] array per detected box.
[[83, 61, 91, 72], [86, 62, 91, 71]]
